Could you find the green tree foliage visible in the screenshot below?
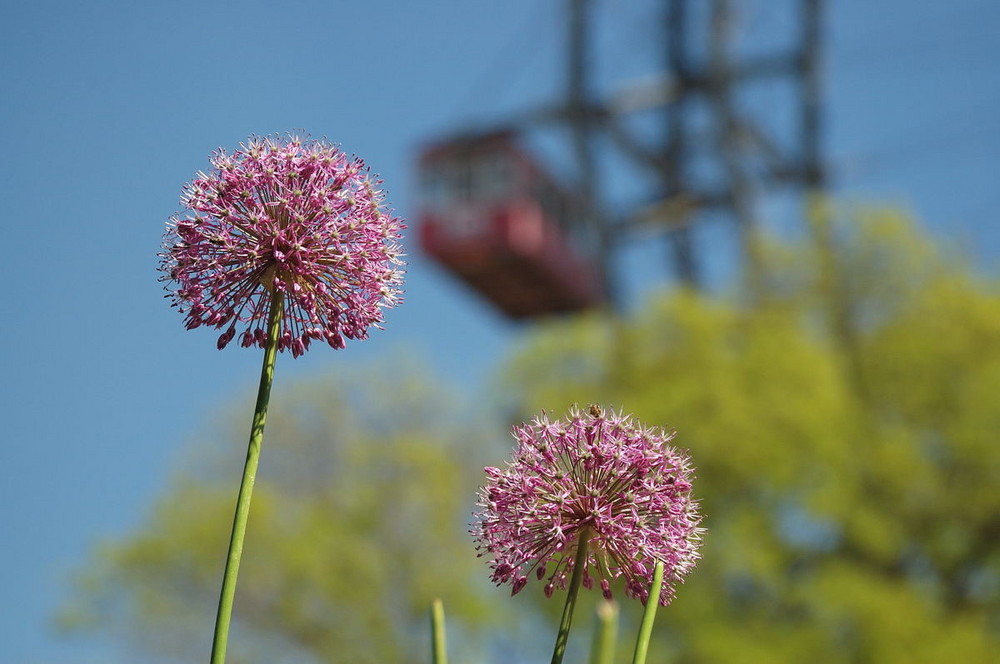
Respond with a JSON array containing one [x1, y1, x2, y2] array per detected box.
[[60, 360, 504, 663], [500, 206, 999, 662], [63, 207, 999, 662]]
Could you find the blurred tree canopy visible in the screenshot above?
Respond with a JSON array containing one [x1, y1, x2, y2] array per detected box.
[[63, 206, 999, 662], [501, 204, 1000, 662], [59, 360, 506, 663]]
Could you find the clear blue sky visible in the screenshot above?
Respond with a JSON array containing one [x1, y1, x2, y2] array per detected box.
[[1, 1, 997, 662]]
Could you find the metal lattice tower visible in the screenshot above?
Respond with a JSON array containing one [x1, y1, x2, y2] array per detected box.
[[416, 0, 826, 318], [562, 0, 825, 294]]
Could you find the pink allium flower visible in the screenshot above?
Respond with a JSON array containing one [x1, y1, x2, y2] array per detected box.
[[474, 405, 703, 606], [159, 134, 405, 357]]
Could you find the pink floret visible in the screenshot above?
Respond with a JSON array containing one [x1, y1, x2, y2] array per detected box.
[[160, 134, 405, 356], [473, 405, 703, 606]]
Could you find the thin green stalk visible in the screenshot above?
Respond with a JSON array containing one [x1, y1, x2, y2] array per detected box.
[[631, 561, 665, 664], [588, 599, 618, 664], [551, 528, 592, 664], [210, 289, 284, 664], [431, 599, 448, 664]]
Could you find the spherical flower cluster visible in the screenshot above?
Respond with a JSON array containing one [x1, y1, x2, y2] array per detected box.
[[159, 134, 405, 357], [473, 405, 703, 606]]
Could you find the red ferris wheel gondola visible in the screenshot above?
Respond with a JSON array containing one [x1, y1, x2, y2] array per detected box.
[[416, 131, 604, 319]]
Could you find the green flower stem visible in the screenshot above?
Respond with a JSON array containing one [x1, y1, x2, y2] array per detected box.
[[588, 600, 618, 664], [551, 528, 592, 664], [631, 560, 665, 664], [210, 289, 284, 664], [431, 598, 448, 664]]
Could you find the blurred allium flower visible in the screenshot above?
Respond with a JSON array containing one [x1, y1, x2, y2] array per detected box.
[[160, 134, 405, 357], [474, 405, 703, 606]]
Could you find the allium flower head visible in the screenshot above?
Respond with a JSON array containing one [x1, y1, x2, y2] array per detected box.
[[159, 134, 405, 357], [474, 405, 703, 606]]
